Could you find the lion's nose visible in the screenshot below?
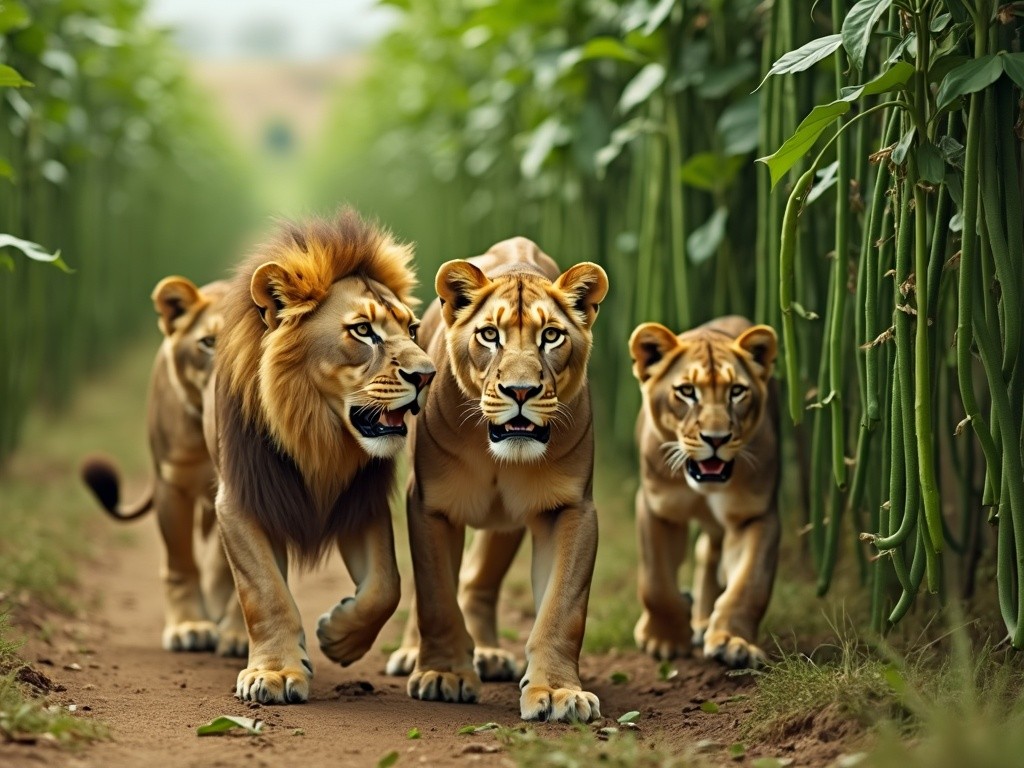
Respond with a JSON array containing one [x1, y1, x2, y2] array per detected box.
[[700, 432, 732, 450], [499, 384, 542, 403], [400, 369, 435, 390]]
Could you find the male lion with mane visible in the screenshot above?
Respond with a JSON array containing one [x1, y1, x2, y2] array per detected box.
[[205, 209, 435, 704], [629, 316, 780, 669], [387, 237, 608, 723]]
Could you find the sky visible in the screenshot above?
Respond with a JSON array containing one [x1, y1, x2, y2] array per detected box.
[[145, 0, 399, 60]]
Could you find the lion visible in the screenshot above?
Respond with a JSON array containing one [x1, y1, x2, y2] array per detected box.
[[81, 276, 246, 657], [628, 315, 780, 669], [203, 209, 435, 704], [386, 237, 609, 723]]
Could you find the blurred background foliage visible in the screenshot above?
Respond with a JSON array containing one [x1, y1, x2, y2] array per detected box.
[[311, 0, 1024, 640], [0, 0, 257, 463]]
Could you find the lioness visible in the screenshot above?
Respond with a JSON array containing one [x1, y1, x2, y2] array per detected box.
[[204, 210, 435, 704], [81, 276, 245, 656], [629, 316, 779, 668], [389, 237, 608, 723]]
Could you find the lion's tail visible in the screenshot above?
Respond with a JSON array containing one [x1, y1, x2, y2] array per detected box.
[[80, 455, 155, 521]]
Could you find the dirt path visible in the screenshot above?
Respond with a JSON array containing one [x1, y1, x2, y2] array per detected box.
[[1, 516, 848, 768]]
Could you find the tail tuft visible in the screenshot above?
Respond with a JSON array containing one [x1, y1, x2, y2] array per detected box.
[[81, 455, 120, 513]]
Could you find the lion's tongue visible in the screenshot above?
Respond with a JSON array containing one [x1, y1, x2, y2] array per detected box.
[[378, 409, 406, 428], [698, 458, 726, 475]]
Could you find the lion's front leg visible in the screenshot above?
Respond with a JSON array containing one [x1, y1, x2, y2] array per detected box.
[[406, 493, 480, 704], [459, 528, 525, 681], [519, 504, 600, 724], [155, 482, 218, 653], [216, 490, 310, 704], [317, 510, 400, 667], [634, 488, 693, 661], [703, 511, 779, 669]]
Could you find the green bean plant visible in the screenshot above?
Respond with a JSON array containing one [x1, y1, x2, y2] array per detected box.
[[313, 0, 1024, 639]]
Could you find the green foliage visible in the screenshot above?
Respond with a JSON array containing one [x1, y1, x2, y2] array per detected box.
[[0, 0, 256, 465]]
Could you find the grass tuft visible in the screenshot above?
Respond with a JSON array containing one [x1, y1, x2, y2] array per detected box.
[[0, 615, 107, 745]]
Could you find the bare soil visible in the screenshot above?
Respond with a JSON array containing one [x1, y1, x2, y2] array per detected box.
[[0, 520, 864, 768]]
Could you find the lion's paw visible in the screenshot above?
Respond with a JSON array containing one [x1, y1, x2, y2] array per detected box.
[[703, 631, 767, 669], [408, 668, 480, 703], [385, 646, 418, 677], [520, 684, 601, 723], [634, 611, 692, 661], [316, 597, 382, 667], [162, 620, 218, 653], [474, 646, 520, 682], [215, 620, 249, 658], [235, 664, 311, 704]]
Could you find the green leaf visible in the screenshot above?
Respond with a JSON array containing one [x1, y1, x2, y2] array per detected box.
[[407, 727, 421, 740], [610, 671, 629, 684], [757, 101, 851, 187], [700, 700, 720, 713], [717, 94, 761, 155], [806, 161, 839, 204], [1000, 52, 1024, 92], [378, 750, 400, 768], [617, 710, 641, 723], [935, 55, 1002, 109], [697, 59, 758, 99], [757, 34, 842, 90], [680, 153, 746, 192], [729, 742, 747, 758], [0, 234, 71, 272], [688, 208, 729, 265], [642, 0, 676, 35], [196, 716, 263, 736], [839, 61, 914, 102], [883, 665, 907, 695], [791, 302, 820, 320], [520, 117, 567, 179], [893, 127, 916, 164], [841, 0, 893, 71], [618, 63, 666, 113], [0, 156, 13, 181], [457, 722, 499, 734], [577, 37, 646, 65], [0, 1, 30, 34], [0, 64, 32, 88], [916, 142, 945, 184], [0, 253, 14, 272], [657, 660, 678, 681]]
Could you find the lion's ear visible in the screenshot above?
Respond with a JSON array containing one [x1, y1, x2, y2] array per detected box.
[[735, 324, 778, 378], [629, 322, 680, 383], [436, 260, 489, 326], [152, 276, 201, 336], [250, 261, 324, 330], [554, 262, 609, 328]]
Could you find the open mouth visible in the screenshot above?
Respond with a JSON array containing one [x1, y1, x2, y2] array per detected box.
[[488, 415, 551, 444], [349, 402, 418, 438], [686, 457, 735, 483]]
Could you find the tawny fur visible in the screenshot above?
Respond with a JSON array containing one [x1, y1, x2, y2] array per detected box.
[[630, 315, 780, 669]]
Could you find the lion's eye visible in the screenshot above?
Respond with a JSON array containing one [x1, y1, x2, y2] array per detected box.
[[477, 326, 500, 345], [198, 335, 215, 353], [349, 322, 380, 343], [409, 323, 419, 341], [730, 384, 748, 399], [541, 327, 564, 346], [675, 383, 696, 401]]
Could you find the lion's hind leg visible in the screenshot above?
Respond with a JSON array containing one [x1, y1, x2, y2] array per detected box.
[[156, 482, 218, 652], [197, 501, 247, 657]]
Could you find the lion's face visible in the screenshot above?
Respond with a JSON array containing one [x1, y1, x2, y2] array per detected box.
[[253, 268, 434, 461], [630, 323, 777, 486], [153, 276, 229, 415], [436, 260, 608, 463]]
